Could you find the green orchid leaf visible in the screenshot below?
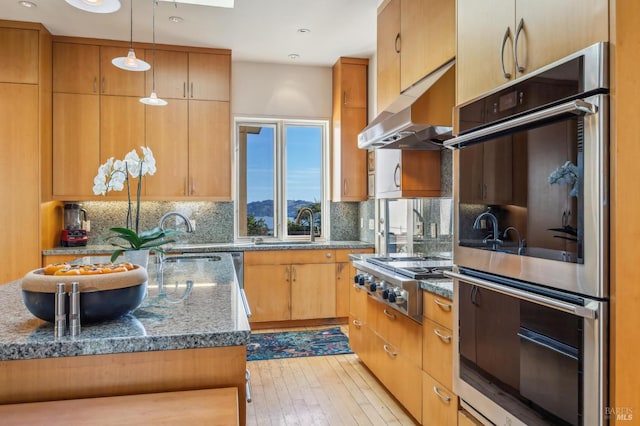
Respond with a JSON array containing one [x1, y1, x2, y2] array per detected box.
[[110, 249, 124, 262]]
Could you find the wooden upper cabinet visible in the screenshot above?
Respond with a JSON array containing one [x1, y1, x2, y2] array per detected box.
[[99, 46, 146, 96], [377, 0, 401, 113], [144, 49, 188, 100], [53, 42, 100, 94], [0, 28, 39, 84], [456, 0, 608, 104], [52, 93, 100, 198], [375, 149, 441, 198], [332, 57, 368, 202], [189, 100, 231, 199], [145, 100, 189, 197], [376, 0, 454, 112], [188, 53, 230, 101], [400, 0, 455, 92]]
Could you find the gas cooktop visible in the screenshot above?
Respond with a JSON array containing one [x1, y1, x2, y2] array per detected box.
[[365, 254, 453, 279]]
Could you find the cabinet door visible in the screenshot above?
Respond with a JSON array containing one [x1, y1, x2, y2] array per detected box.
[[0, 84, 40, 282], [335, 262, 350, 317], [375, 149, 402, 196], [244, 264, 291, 322], [100, 46, 146, 97], [376, 149, 440, 198], [100, 96, 146, 199], [291, 263, 336, 319], [53, 93, 100, 197], [145, 100, 189, 197], [188, 53, 230, 101], [0, 28, 38, 84], [145, 49, 188, 100], [188, 100, 231, 199], [456, 0, 514, 104], [335, 107, 367, 201], [423, 318, 453, 390], [376, 0, 401, 113], [53, 42, 100, 94], [340, 63, 367, 108], [400, 0, 455, 91], [514, 0, 608, 78]]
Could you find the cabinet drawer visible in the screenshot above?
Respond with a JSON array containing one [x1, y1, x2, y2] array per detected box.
[[244, 249, 335, 265], [422, 371, 457, 426], [348, 313, 366, 356], [367, 297, 422, 366], [423, 291, 453, 329], [422, 318, 453, 390], [349, 283, 368, 319], [369, 331, 422, 421]]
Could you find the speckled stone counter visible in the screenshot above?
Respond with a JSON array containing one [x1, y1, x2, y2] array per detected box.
[[43, 240, 374, 256], [0, 253, 250, 361], [420, 278, 454, 300]]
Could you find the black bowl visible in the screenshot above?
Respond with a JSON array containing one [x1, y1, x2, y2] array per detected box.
[[22, 282, 147, 324]]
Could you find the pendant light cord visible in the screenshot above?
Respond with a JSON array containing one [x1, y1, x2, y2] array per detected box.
[[152, 0, 157, 91], [129, 0, 133, 49]]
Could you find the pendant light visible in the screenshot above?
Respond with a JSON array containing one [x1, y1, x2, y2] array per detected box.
[[65, 0, 121, 13], [141, 0, 167, 106], [112, 0, 150, 71]]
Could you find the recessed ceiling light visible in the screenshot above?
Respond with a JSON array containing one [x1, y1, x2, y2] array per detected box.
[[18, 0, 37, 7], [297, 28, 311, 34], [288, 53, 300, 60], [169, 16, 184, 23]]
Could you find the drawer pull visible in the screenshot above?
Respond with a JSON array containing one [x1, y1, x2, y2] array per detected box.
[[433, 385, 451, 403], [433, 298, 452, 311], [383, 309, 397, 320], [433, 329, 451, 343], [383, 344, 397, 358], [352, 319, 362, 329]]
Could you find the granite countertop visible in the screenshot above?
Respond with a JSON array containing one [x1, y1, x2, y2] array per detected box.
[[0, 253, 250, 361], [43, 240, 374, 256], [420, 278, 454, 300]]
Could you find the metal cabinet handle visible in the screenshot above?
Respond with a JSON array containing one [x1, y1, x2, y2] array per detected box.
[[383, 344, 397, 358], [433, 298, 452, 311], [101, 77, 105, 93], [514, 17, 526, 72], [352, 319, 362, 329], [326, 252, 332, 259], [190, 176, 195, 195], [393, 163, 401, 188], [343, 179, 348, 195], [285, 266, 290, 281], [343, 91, 347, 106], [433, 328, 452, 343], [383, 309, 396, 320], [183, 177, 188, 195], [500, 26, 512, 79], [433, 386, 451, 402], [394, 33, 401, 54], [93, 77, 97, 93], [183, 82, 186, 98], [292, 266, 297, 281], [337, 263, 343, 274], [190, 82, 194, 98]]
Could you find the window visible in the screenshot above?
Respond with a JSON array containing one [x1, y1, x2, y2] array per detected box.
[[236, 118, 328, 241]]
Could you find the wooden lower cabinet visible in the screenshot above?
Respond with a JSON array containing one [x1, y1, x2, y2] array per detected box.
[[348, 283, 368, 355], [244, 250, 338, 323], [422, 318, 453, 390], [422, 371, 458, 426]]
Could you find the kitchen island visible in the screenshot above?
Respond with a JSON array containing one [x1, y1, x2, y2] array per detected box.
[[0, 253, 250, 424]]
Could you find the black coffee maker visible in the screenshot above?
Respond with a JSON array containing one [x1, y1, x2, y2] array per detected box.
[[61, 202, 88, 247]]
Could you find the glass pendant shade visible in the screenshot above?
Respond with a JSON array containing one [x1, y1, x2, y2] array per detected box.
[[140, 91, 168, 106], [65, 0, 121, 13], [112, 48, 151, 71], [140, 0, 167, 106]]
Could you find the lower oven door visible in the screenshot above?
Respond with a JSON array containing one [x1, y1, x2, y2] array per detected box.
[[448, 270, 607, 426]]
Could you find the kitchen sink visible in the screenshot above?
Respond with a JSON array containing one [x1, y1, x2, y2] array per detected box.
[[162, 255, 221, 263], [254, 241, 320, 246]]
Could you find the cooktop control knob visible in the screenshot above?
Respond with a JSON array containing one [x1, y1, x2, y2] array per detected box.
[[369, 281, 377, 292], [382, 289, 390, 299], [353, 274, 359, 284], [388, 291, 396, 303]]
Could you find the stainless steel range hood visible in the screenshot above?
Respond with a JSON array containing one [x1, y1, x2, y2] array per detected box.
[[358, 59, 455, 150]]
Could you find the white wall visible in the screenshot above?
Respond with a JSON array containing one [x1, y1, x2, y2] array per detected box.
[[232, 61, 332, 119]]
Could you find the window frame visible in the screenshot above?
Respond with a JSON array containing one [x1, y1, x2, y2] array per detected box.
[[234, 116, 330, 242]]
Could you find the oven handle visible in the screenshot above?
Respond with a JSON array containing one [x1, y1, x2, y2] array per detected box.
[[444, 99, 598, 149], [444, 271, 599, 319]]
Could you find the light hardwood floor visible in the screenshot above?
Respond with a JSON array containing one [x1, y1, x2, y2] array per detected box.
[[246, 326, 419, 426]]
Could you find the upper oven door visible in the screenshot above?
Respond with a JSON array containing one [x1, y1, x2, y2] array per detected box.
[[450, 92, 608, 299]]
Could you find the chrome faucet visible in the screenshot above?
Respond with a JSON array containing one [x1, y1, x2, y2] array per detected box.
[[472, 211, 502, 250], [503, 226, 526, 255], [159, 211, 194, 233], [295, 207, 315, 242]]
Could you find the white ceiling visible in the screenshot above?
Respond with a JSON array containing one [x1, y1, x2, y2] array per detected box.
[[1, 0, 378, 66]]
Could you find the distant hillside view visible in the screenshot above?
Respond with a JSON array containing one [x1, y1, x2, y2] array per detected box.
[[247, 200, 316, 220]]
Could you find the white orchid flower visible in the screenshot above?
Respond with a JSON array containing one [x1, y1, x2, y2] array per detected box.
[[124, 149, 142, 177], [140, 146, 156, 176]]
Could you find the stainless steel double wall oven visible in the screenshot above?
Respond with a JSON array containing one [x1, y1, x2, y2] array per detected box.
[[445, 42, 609, 425]]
